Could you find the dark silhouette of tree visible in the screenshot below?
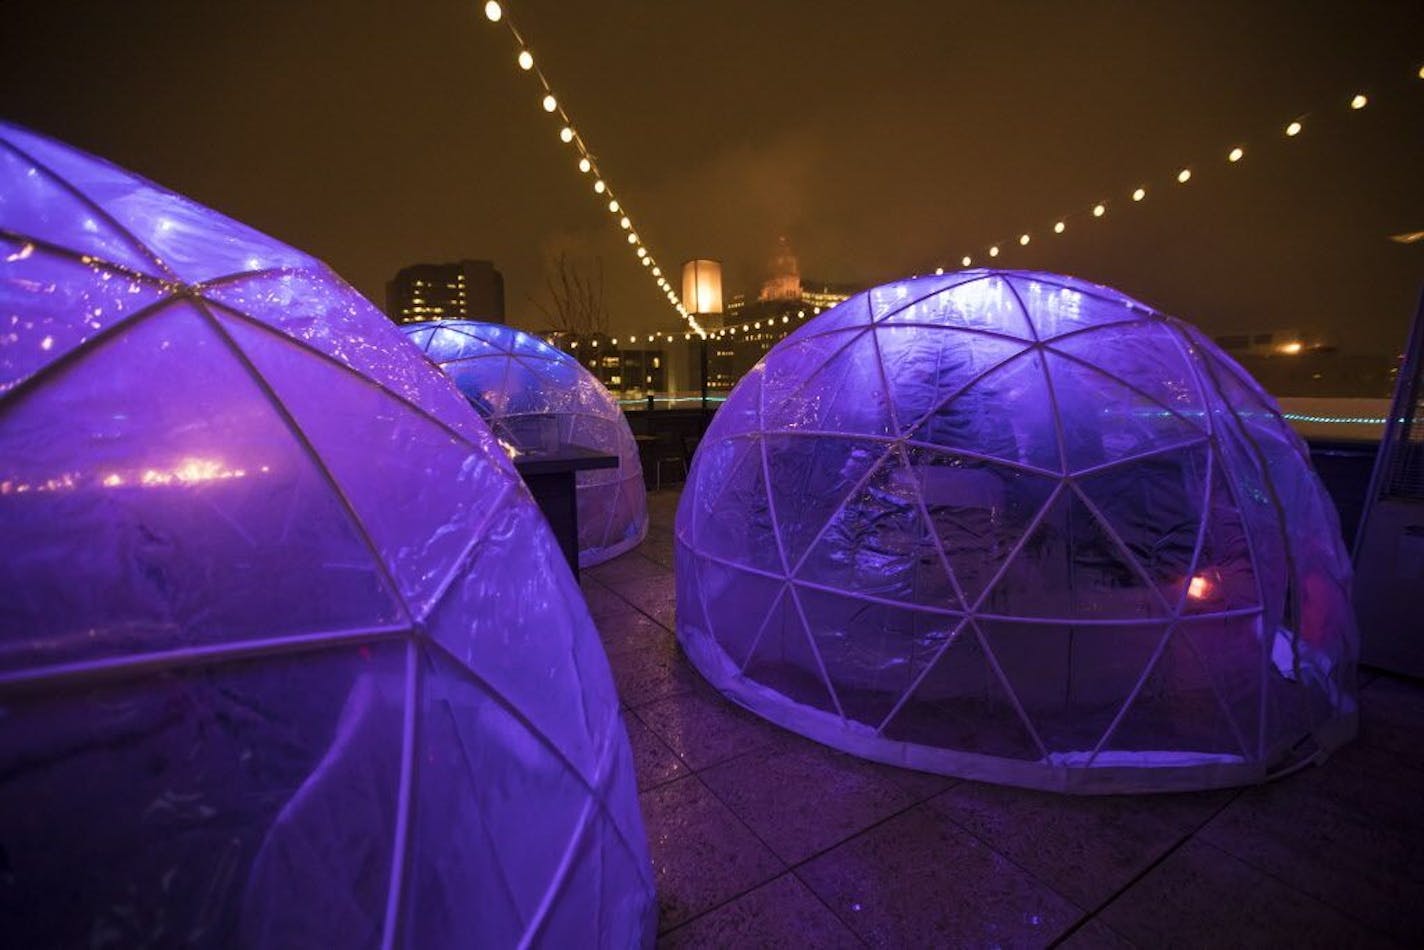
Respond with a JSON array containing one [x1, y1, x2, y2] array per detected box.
[[529, 253, 610, 336]]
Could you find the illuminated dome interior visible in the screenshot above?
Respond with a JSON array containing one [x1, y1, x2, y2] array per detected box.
[[676, 269, 1358, 793]]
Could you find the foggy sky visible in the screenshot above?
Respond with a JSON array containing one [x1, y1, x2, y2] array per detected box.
[[3, 1, 1422, 352]]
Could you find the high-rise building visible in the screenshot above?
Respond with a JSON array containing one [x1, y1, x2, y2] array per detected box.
[[385, 259, 505, 324]]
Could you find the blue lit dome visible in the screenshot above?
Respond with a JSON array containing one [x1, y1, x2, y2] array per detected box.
[[676, 270, 1358, 793], [0, 121, 654, 945], [401, 320, 648, 567]]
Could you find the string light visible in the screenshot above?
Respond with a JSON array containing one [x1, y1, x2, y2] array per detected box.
[[482, 3, 704, 337], [944, 71, 1406, 272]]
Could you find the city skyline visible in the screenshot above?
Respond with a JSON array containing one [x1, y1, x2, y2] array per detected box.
[[3, 1, 1421, 352]]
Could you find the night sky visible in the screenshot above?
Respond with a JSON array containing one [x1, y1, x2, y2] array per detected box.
[[3, 1, 1421, 352]]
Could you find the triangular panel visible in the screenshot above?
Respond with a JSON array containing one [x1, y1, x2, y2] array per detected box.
[[681, 435, 784, 575], [793, 585, 962, 729], [874, 273, 1035, 340], [793, 446, 961, 610], [879, 622, 1041, 760], [1043, 349, 1205, 476], [0, 240, 169, 391], [983, 485, 1168, 621], [217, 311, 515, 616], [763, 434, 891, 572], [1046, 320, 1203, 421], [906, 347, 1060, 473], [1076, 444, 1210, 611], [980, 619, 1169, 756], [0, 123, 315, 283], [740, 586, 841, 717], [874, 324, 1027, 437], [1097, 625, 1247, 759], [0, 141, 163, 277], [0, 302, 403, 674], [910, 448, 1059, 609], [760, 328, 896, 438], [203, 271, 490, 445]]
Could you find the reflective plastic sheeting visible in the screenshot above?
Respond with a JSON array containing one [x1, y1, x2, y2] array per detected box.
[[676, 270, 1358, 793], [401, 320, 648, 567], [0, 121, 655, 947]]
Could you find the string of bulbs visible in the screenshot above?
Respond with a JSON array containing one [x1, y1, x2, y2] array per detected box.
[[481, 1, 707, 339], [936, 68, 1424, 274]]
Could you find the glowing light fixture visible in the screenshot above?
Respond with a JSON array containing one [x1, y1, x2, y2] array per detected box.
[[1019, 234, 1031, 246], [517, 49, 533, 70], [1132, 187, 1146, 202], [1093, 203, 1106, 217], [1228, 146, 1244, 162], [1350, 93, 1367, 109], [620, 217, 631, 229], [989, 245, 1000, 258], [1053, 221, 1065, 234], [1187, 575, 1211, 600], [1286, 120, 1302, 136], [560, 127, 575, 143], [594, 179, 606, 194], [961, 255, 972, 267], [541, 94, 557, 113], [1177, 168, 1192, 183], [484, 1, 502, 23], [935, 267, 945, 275]]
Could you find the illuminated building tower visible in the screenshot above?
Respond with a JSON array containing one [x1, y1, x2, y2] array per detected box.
[[758, 235, 802, 302], [385, 259, 505, 324]]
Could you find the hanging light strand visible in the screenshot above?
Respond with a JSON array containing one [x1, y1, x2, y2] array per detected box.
[[945, 70, 1419, 271], [482, 2, 706, 338]]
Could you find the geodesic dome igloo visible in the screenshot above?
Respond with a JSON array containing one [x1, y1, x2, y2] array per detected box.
[[400, 320, 647, 567], [0, 121, 655, 946], [676, 270, 1358, 793]]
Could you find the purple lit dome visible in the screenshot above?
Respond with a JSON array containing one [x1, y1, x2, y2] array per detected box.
[[676, 271, 1358, 793], [400, 320, 647, 567], [0, 122, 654, 946]]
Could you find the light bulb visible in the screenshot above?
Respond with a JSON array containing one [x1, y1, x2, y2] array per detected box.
[[608, 199, 620, 212], [1177, 168, 1191, 183], [637, 247, 647, 258], [1286, 120, 1302, 136], [1350, 93, 1367, 110], [484, 1, 502, 23], [989, 246, 999, 258], [1053, 221, 1065, 234], [1093, 203, 1106, 217], [1019, 234, 1030, 246], [542, 94, 557, 113], [641, 255, 650, 265], [620, 217, 630, 228], [627, 233, 638, 244], [652, 267, 661, 276], [517, 50, 533, 70], [1228, 146, 1244, 163], [594, 180, 606, 194], [934, 267, 944, 275], [560, 127, 574, 143], [961, 255, 972, 267], [578, 157, 591, 173], [1132, 187, 1146, 201]]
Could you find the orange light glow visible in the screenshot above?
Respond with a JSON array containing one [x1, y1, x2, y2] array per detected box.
[[1187, 575, 1211, 600]]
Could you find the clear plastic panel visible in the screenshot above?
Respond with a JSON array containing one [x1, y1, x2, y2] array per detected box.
[[907, 347, 1060, 473], [203, 271, 490, 446], [875, 324, 1028, 436], [875, 273, 1035, 340], [0, 304, 402, 672], [0, 642, 405, 949], [218, 312, 512, 617], [740, 585, 841, 716], [0, 122, 315, 283], [0, 238, 168, 391], [761, 327, 897, 438], [422, 496, 620, 783], [0, 140, 162, 277]]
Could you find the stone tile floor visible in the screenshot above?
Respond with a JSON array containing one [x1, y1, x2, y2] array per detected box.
[[589, 489, 1424, 948]]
